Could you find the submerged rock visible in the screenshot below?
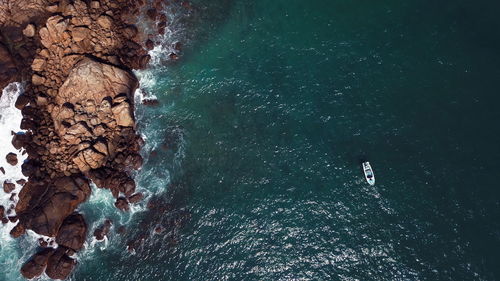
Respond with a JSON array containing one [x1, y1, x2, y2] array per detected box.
[[93, 219, 112, 241]]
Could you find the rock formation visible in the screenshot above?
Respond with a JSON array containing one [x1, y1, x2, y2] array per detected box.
[[0, 0, 171, 279]]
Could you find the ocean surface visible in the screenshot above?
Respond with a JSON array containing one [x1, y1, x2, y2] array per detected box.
[[1, 0, 500, 280]]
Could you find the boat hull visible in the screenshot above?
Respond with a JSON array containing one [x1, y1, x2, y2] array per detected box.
[[362, 162, 375, 186]]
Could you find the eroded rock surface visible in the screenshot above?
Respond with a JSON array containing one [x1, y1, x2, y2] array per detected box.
[[0, 0, 160, 279]]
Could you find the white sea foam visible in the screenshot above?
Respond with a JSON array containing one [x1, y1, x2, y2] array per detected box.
[[0, 82, 28, 234], [74, 2, 195, 269], [0, 82, 33, 281]]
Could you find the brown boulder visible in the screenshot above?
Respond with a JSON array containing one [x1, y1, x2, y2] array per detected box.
[[16, 179, 27, 185], [15, 94, 30, 110], [128, 192, 143, 204], [12, 133, 30, 150], [38, 238, 48, 247], [73, 148, 106, 172], [71, 26, 89, 42], [31, 58, 46, 72], [17, 176, 91, 237], [10, 223, 26, 238], [145, 39, 154, 50], [115, 197, 129, 211], [22, 24, 36, 37], [46, 247, 76, 280], [6, 153, 18, 165], [97, 15, 112, 29], [3, 181, 15, 193], [56, 213, 87, 251], [32, 74, 45, 86], [52, 58, 138, 133], [39, 16, 69, 49], [20, 248, 55, 279], [88, 168, 136, 197]]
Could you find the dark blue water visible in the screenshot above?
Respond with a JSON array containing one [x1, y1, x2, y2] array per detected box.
[[2, 0, 500, 280]]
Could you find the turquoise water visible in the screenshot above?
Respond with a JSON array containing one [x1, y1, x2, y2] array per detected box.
[[3, 0, 500, 280]]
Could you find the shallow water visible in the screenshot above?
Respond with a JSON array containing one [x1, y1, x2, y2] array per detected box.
[[2, 0, 500, 280]]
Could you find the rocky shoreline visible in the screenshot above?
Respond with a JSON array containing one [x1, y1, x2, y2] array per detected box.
[[0, 0, 176, 279]]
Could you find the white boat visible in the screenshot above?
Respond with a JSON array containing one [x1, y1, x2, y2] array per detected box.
[[362, 162, 375, 186]]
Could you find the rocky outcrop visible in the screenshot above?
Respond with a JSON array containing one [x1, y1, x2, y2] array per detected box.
[[0, 0, 165, 279], [20, 248, 55, 279], [45, 247, 76, 280], [16, 176, 90, 237], [56, 213, 87, 251]]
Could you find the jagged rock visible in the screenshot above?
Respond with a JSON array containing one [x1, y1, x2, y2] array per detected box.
[[20, 248, 55, 279], [56, 213, 87, 250], [6, 153, 18, 165], [45, 247, 76, 280]]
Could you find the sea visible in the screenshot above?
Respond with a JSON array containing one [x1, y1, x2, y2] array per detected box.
[[1, 0, 499, 280]]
